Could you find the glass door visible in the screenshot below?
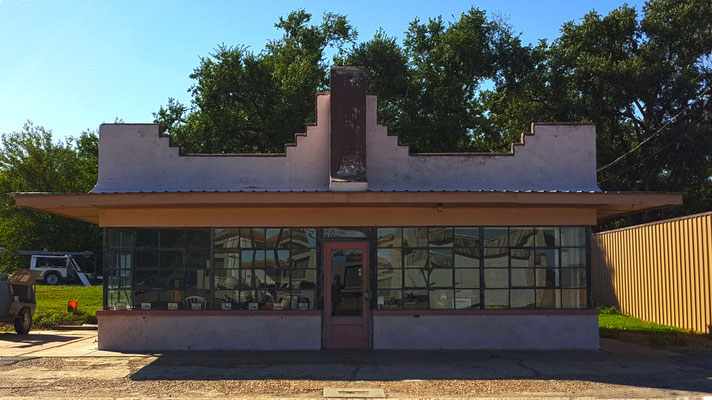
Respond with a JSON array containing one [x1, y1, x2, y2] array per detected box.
[[323, 242, 370, 349]]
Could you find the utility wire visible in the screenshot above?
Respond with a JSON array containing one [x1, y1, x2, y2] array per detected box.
[[597, 125, 700, 184], [597, 87, 711, 173]]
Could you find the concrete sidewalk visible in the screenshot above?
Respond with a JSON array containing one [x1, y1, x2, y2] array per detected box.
[[0, 330, 143, 360]]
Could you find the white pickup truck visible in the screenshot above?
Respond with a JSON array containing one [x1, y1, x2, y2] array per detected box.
[[20, 251, 96, 286]]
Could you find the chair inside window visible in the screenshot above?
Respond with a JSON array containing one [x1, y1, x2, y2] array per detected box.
[[184, 296, 206, 311]]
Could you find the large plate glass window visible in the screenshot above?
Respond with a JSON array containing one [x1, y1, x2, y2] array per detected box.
[[213, 227, 317, 310]]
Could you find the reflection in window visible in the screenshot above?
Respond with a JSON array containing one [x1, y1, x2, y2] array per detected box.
[[266, 228, 290, 249], [377, 268, 402, 289], [105, 231, 134, 310], [403, 228, 429, 247], [484, 269, 508, 288], [430, 290, 454, 309], [511, 268, 535, 287], [561, 268, 587, 288], [509, 227, 535, 247], [213, 227, 318, 311], [374, 226, 589, 310], [510, 289, 535, 308], [536, 289, 560, 308], [404, 249, 427, 269], [291, 228, 317, 248], [106, 225, 589, 312], [483, 228, 508, 246], [455, 269, 479, 288], [561, 227, 586, 247], [404, 269, 427, 287], [377, 249, 402, 269], [402, 289, 428, 309], [377, 228, 402, 248], [483, 248, 508, 268], [428, 227, 453, 247], [323, 227, 368, 238], [329, 249, 364, 316], [536, 227, 559, 247], [291, 248, 317, 269], [484, 289, 508, 309], [377, 226, 479, 310], [377, 289, 402, 309], [562, 248, 587, 268], [454, 247, 479, 267], [454, 227, 479, 248], [455, 289, 479, 309], [562, 289, 587, 308], [429, 269, 452, 288], [429, 249, 453, 269]]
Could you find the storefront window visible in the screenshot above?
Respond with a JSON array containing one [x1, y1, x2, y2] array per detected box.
[[105, 229, 134, 310], [104, 228, 211, 310], [377, 227, 481, 310], [134, 229, 210, 310], [105, 226, 588, 312], [376, 226, 588, 310], [213, 227, 317, 311]]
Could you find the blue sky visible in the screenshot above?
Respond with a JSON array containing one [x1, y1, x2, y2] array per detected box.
[[0, 0, 646, 141]]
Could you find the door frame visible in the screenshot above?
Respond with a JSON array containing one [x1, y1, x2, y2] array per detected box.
[[322, 241, 371, 349]]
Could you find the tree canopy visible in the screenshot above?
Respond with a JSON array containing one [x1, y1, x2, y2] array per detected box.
[[154, 10, 356, 153], [0, 123, 102, 273]]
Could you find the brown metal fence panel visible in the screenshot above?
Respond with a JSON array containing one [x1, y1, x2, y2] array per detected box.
[[592, 212, 712, 333]]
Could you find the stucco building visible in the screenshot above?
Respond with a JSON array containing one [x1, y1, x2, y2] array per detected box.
[[14, 67, 681, 350]]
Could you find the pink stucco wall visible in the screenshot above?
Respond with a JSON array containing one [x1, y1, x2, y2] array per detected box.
[[93, 94, 598, 194]]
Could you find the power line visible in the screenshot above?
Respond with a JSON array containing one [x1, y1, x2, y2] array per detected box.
[[597, 125, 699, 185], [597, 87, 711, 174]]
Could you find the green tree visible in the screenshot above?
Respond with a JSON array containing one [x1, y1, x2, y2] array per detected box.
[[0, 122, 102, 273], [335, 30, 411, 131], [154, 10, 356, 153], [340, 8, 527, 152]]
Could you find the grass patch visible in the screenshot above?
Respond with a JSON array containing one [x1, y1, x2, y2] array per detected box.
[[34, 285, 102, 328], [35, 285, 103, 314], [597, 304, 712, 349], [0, 285, 102, 331]]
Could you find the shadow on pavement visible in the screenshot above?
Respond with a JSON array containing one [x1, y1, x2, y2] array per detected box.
[[129, 347, 712, 394], [0, 332, 80, 349]]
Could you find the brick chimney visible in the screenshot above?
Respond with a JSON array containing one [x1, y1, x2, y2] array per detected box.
[[329, 67, 368, 191]]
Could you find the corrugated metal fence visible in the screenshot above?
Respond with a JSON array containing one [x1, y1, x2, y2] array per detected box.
[[592, 211, 712, 333]]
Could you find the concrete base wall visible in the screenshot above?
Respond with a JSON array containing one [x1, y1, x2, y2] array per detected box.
[[98, 314, 322, 351], [99, 312, 598, 351], [373, 314, 599, 350]]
